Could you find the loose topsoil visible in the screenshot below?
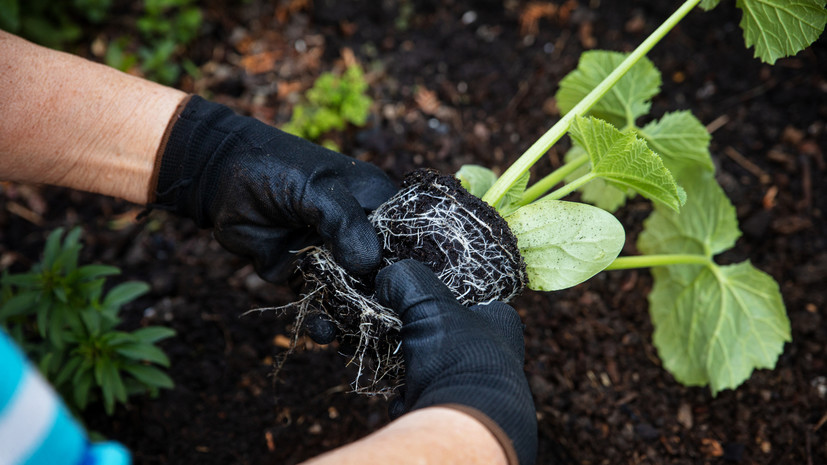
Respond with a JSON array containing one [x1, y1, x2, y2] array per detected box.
[[1, 1, 825, 464]]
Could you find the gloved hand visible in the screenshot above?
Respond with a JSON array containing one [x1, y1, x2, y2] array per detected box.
[[151, 96, 397, 282], [375, 259, 537, 465]]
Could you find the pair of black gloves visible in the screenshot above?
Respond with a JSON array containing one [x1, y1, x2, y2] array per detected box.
[[152, 96, 537, 465]]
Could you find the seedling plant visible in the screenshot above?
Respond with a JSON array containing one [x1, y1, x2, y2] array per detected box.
[[0, 227, 175, 415], [284, 0, 826, 396]]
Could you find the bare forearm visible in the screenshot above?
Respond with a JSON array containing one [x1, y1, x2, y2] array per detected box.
[[0, 30, 186, 204], [301, 407, 508, 465]]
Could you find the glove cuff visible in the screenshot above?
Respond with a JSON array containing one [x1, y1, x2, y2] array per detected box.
[[149, 95, 238, 227], [148, 94, 192, 204], [441, 404, 520, 465]]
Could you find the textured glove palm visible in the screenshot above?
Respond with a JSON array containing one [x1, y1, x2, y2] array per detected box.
[[376, 259, 537, 465], [152, 96, 397, 281]]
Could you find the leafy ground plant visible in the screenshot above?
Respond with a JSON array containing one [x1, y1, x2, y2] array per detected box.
[[0, 227, 175, 415], [282, 64, 373, 151], [281, 0, 825, 395]]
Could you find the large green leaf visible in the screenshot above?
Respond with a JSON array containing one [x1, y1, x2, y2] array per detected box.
[[639, 169, 789, 394], [556, 50, 661, 128], [507, 198, 625, 291], [638, 111, 714, 181], [648, 262, 789, 395], [570, 116, 685, 211], [735, 0, 827, 64]]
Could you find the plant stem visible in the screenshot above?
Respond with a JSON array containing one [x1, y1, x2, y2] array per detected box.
[[544, 172, 596, 202], [519, 153, 589, 205], [605, 254, 712, 270], [481, 0, 703, 207]]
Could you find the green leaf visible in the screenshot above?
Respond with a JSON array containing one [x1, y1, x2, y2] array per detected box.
[[736, 0, 827, 64], [570, 115, 686, 211], [41, 228, 65, 269], [564, 146, 634, 212], [456, 165, 498, 199], [115, 342, 170, 367], [1, 273, 42, 288], [74, 265, 121, 281], [638, 111, 714, 181], [638, 169, 739, 261], [54, 355, 84, 387], [101, 360, 128, 404], [0, 291, 39, 320], [699, 0, 721, 9], [103, 282, 150, 309], [123, 364, 174, 389], [132, 326, 176, 344], [73, 369, 94, 410], [648, 262, 790, 395], [0, 0, 21, 32], [495, 170, 530, 217], [556, 50, 661, 128], [506, 198, 625, 291], [639, 168, 789, 394]]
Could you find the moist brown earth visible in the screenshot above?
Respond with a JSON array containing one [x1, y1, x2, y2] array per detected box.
[[1, 1, 825, 464]]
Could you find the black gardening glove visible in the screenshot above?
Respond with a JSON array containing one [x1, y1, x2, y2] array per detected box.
[[376, 259, 537, 465], [151, 96, 397, 282]]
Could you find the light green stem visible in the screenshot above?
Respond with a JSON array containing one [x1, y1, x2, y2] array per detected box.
[[519, 154, 589, 205], [481, 0, 703, 207], [605, 254, 712, 270], [544, 172, 596, 202]]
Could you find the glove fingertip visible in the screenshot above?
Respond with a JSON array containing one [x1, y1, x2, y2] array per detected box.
[[305, 313, 337, 345], [329, 218, 384, 276]]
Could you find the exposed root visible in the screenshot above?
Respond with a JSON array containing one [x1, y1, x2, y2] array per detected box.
[[370, 169, 526, 306], [278, 169, 527, 394]]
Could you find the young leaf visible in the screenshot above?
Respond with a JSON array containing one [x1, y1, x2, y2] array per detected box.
[[115, 342, 171, 367], [495, 170, 530, 217], [734, 0, 827, 65], [41, 227, 66, 269], [556, 50, 661, 128], [637, 110, 714, 180], [639, 169, 790, 394], [570, 116, 686, 211], [506, 198, 625, 291], [102, 281, 150, 310], [0, 291, 38, 320], [123, 364, 174, 389], [564, 146, 633, 212], [456, 165, 498, 199], [699, 0, 721, 8], [132, 326, 176, 344]]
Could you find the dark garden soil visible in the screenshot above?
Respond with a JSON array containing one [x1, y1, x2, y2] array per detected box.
[[1, 1, 825, 464]]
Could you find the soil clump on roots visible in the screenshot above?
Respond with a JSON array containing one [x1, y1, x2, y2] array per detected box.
[[296, 169, 527, 393]]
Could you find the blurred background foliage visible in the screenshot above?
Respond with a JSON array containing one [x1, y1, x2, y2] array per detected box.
[[0, 0, 203, 85]]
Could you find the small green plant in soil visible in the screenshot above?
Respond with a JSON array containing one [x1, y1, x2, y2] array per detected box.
[[286, 0, 825, 395], [0, 227, 175, 415], [105, 0, 203, 85], [0, 0, 112, 49], [282, 64, 373, 151]]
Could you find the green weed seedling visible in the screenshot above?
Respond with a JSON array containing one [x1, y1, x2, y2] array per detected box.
[[457, 0, 826, 395], [106, 0, 203, 85], [282, 64, 373, 151], [0, 227, 175, 415]]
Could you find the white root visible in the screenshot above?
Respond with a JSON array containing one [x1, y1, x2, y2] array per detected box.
[[291, 170, 527, 395]]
